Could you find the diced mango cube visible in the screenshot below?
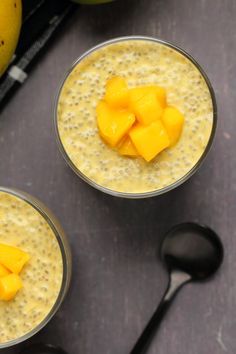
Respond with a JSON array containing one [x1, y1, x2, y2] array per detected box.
[[0, 274, 23, 301], [151, 86, 167, 108], [105, 77, 129, 108], [118, 136, 139, 157], [129, 85, 167, 108], [162, 106, 184, 146], [129, 87, 148, 105], [96, 101, 135, 147], [129, 121, 170, 162], [130, 91, 164, 125], [0, 243, 30, 274], [0, 263, 10, 277]]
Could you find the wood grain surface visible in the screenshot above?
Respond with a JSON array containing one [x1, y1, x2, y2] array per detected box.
[[1, 0, 235, 353]]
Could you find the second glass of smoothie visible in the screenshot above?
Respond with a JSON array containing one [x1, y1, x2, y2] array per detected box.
[[0, 187, 71, 349]]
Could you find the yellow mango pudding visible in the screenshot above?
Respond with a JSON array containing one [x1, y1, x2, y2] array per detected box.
[[0, 187, 71, 348], [55, 36, 216, 197]]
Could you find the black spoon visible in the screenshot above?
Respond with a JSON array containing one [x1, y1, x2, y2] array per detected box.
[[130, 222, 224, 354]]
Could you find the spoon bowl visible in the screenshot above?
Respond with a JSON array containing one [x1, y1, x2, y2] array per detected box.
[[161, 222, 224, 280]]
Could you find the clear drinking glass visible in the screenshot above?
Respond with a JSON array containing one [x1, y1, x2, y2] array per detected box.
[[54, 36, 217, 199], [0, 186, 72, 349]]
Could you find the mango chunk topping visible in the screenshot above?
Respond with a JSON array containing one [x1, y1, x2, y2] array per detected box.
[[0, 274, 23, 301], [129, 85, 166, 109], [162, 106, 185, 146], [0, 243, 30, 301], [0, 263, 10, 277], [130, 91, 164, 125], [118, 136, 139, 157], [96, 76, 184, 161], [150, 86, 167, 108], [105, 77, 129, 108], [0, 243, 30, 274], [97, 101, 135, 147], [130, 121, 170, 162]]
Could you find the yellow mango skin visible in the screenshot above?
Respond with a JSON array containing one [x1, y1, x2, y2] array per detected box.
[[162, 106, 184, 146], [130, 91, 163, 125], [0, 273, 22, 301], [105, 77, 129, 108], [0, 0, 22, 76], [129, 121, 170, 162], [97, 101, 135, 147], [0, 243, 30, 274], [118, 136, 139, 157], [0, 263, 10, 277]]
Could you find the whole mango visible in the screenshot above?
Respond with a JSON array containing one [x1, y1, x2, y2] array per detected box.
[[0, 0, 22, 77]]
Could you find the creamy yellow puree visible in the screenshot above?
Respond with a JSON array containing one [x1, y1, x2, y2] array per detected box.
[[0, 191, 63, 344], [57, 39, 214, 193]]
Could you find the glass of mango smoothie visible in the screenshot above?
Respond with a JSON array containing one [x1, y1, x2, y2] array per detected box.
[[55, 36, 216, 198], [0, 187, 71, 349]]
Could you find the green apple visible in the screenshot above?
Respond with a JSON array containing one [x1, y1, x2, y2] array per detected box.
[[72, 0, 114, 4]]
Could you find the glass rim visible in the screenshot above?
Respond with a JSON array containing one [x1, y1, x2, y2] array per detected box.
[[0, 186, 71, 349], [54, 35, 217, 199]]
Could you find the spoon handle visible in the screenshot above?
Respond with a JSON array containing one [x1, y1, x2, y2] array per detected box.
[[130, 271, 191, 354]]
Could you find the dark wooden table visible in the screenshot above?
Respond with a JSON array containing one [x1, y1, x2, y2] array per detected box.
[[1, 0, 235, 353]]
